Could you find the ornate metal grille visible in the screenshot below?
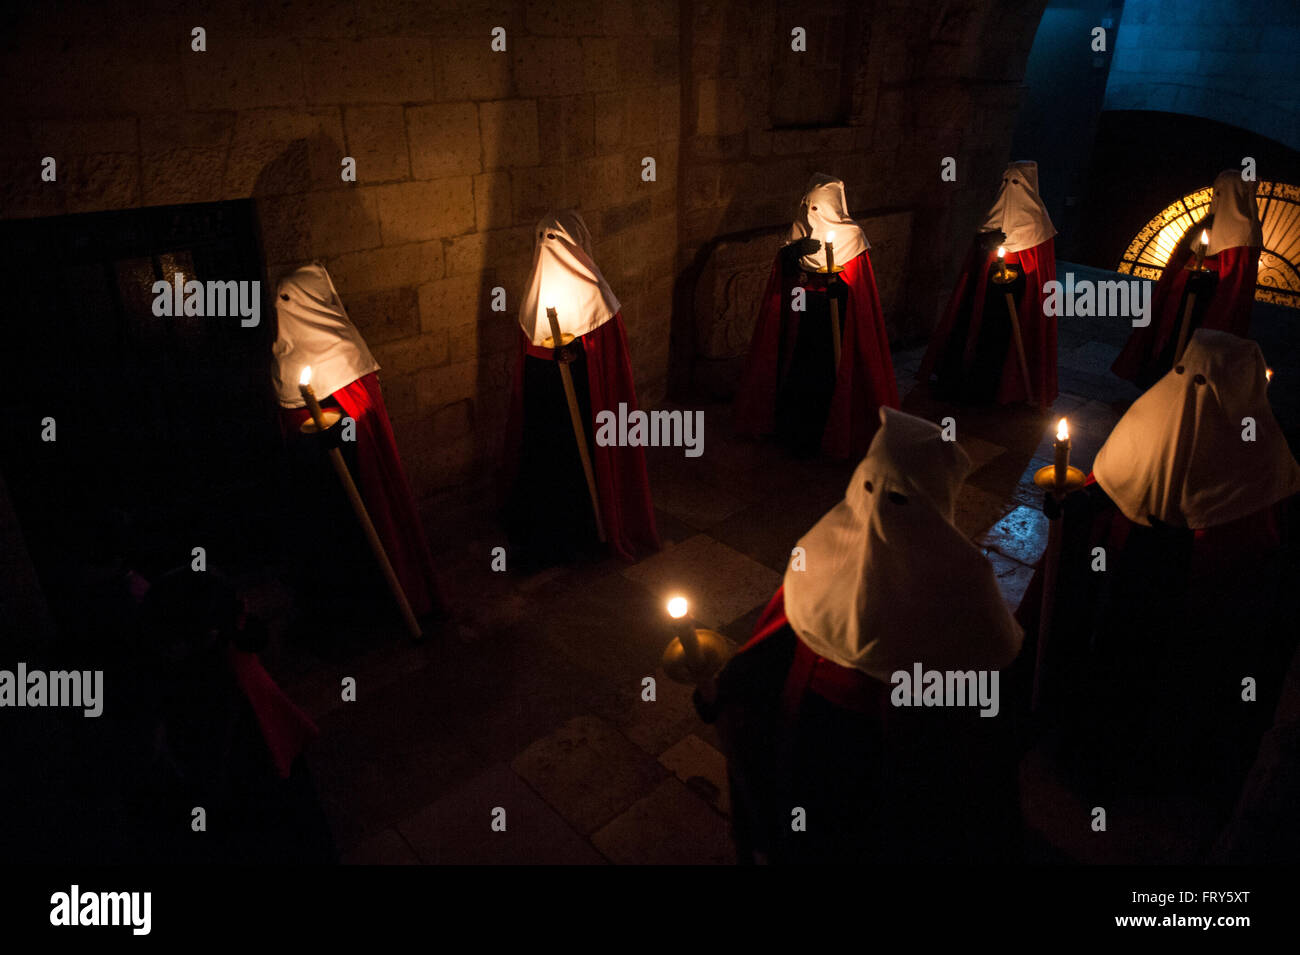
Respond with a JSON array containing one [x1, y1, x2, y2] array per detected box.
[[1117, 180, 1300, 309]]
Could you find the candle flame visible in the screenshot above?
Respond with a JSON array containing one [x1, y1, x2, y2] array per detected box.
[[825, 231, 835, 243], [1200, 229, 1209, 246], [997, 245, 1006, 260], [1056, 417, 1068, 441], [299, 365, 312, 386], [667, 596, 688, 619], [1266, 368, 1274, 382]]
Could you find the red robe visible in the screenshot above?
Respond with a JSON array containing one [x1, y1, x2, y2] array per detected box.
[[734, 250, 898, 460], [1112, 245, 1259, 385], [227, 647, 319, 780], [282, 371, 445, 618], [1014, 478, 1299, 792], [504, 313, 660, 562], [701, 586, 1020, 864], [917, 237, 1057, 408]]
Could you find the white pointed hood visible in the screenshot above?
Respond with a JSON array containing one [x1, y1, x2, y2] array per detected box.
[[1094, 329, 1300, 529], [518, 210, 621, 346], [783, 407, 1024, 680], [784, 173, 870, 271], [1205, 169, 1263, 256], [979, 161, 1056, 253], [272, 263, 379, 408]]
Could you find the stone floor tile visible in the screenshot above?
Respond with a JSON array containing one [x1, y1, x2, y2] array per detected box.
[[511, 715, 668, 835], [659, 734, 731, 817], [981, 504, 1050, 566], [591, 778, 734, 865], [342, 827, 420, 865], [620, 534, 782, 631], [397, 762, 605, 864]]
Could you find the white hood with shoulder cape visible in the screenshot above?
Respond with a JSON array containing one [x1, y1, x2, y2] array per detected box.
[[783, 407, 1024, 680], [979, 161, 1056, 253], [518, 210, 621, 346], [784, 174, 870, 272], [272, 263, 379, 409], [1094, 329, 1300, 529]]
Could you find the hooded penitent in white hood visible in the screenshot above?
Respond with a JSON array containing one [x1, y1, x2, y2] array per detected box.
[[978, 161, 1056, 253], [1205, 169, 1263, 257], [1094, 329, 1300, 529], [784, 174, 870, 272], [518, 210, 621, 347], [272, 263, 379, 409], [783, 407, 1024, 680]]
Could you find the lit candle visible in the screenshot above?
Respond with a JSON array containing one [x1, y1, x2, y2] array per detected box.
[[1266, 368, 1274, 384], [667, 595, 700, 664], [1053, 417, 1070, 493], [298, 365, 328, 431], [824, 231, 835, 273], [1194, 229, 1209, 270], [545, 301, 563, 349], [997, 245, 1007, 279]]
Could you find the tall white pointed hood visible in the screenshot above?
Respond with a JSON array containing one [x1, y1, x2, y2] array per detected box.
[[272, 263, 378, 408], [979, 161, 1056, 253], [784, 173, 870, 271], [1205, 169, 1263, 256], [783, 407, 1024, 680], [1094, 329, 1300, 529], [518, 210, 621, 346]]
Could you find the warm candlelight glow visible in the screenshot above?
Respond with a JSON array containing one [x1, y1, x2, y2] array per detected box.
[[299, 365, 313, 387], [667, 596, 688, 619], [1266, 368, 1274, 382], [997, 245, 1006, 260], [1200, 229, 1209, 246], [1056, 417, 1068, 441], [825, 231, 835, 243]]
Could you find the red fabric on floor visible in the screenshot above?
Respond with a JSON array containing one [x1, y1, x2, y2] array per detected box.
[[733, 250, 898, 460], [226, 646, 319, 780], [917, 237, 1058, 408]]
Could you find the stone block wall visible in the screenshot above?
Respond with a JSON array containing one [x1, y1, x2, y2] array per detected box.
[[0, 0, 680, 515], [673, 0, 1046, 396], [1105, 0, 1300, 153], [0, 0, 1046, 514]]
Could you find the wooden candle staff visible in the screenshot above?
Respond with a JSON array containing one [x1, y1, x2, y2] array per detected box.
[[990, 245, 1036, 407], [824, 233, 842, 372], [298, 366, 422, 640], [1173, 229, 1211, 364], [545, 305, 606, 543], [1030, 417, 1085, 711]]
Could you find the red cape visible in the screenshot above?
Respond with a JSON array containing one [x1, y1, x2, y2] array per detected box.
[[733, 250, 898, 460], [1111, 245, 1258, 384], [282, 371, 445, 618], [1015, 478, 1297, 782], [917, 237, 1058, 408], [504, 313, 660, 562], [227, 646, 319, 779], [744, 586, 887, 716]]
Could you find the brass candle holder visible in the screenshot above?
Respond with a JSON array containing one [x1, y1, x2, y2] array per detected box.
[[1029, 418, 1083, 711], [661, 597, 733, 686]]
